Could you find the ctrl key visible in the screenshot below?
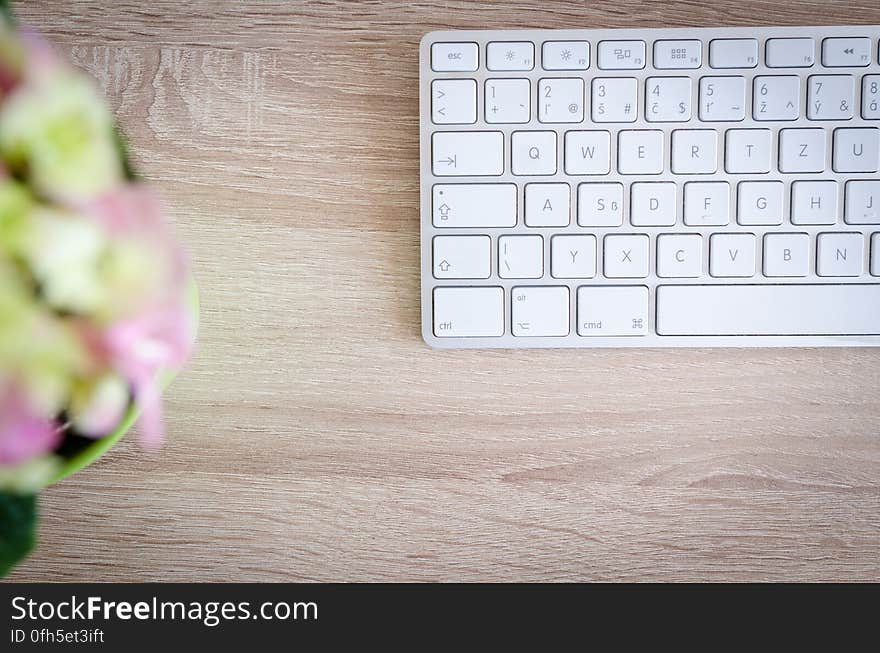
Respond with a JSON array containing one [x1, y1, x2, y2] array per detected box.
[[433, 287, 504, 337], [577, 286, 649, 336]]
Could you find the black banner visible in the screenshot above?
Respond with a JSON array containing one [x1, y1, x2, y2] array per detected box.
[[0, 584, 875, 647]]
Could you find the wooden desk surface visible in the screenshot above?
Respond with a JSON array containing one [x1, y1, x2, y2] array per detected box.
[[9, 0, 880, 582]]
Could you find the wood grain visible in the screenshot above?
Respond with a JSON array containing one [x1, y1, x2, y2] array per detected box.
[[6, 0, 880, 582]]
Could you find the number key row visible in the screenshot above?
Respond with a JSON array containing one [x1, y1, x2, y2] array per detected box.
[[432, 74, 880, 124]]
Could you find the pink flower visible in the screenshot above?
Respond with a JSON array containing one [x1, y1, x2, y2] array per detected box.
[[82, 184, 188, 289], [68, 373, 129, 438], [0, 25, 195, 465], [100, 301, 193, 445], [79, 185, 194, 444], [0, 31, 123, 203], [0, 24, 26, 96], [0, 381, 60, 464]]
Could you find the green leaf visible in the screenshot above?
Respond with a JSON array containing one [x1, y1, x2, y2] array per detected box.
[[0, 0, 14, 28], [113, 126, 139, 182], [0, 491, 37, 577]]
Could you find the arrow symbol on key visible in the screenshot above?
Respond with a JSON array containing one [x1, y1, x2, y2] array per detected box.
[[439, 156, 457, 166]]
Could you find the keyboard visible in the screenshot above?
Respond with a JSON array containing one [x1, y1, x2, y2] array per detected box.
[[419, 25, 880, 348]]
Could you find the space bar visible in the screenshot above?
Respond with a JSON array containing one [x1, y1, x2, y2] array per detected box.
[[656, 284, 880, 336]]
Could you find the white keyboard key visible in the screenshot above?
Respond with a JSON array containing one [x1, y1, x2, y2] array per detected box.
[[864, 75, 880, 119], [822, 37, 871, 67], [845, 180, 880, 224], [808, 75, 854, 120], [432, 79, 477, 124], [431, 42, 478, 72], [499, 235, 543, 278], [618, 130, 664, 174], [763, 233, 810, 277], [578, 183, 624, 227], [646, 77, 692, 122], [656, 284, 880, 336], [725, 129, 772, 173], [512, 286, 570, 336], [765, 38, 816, 68], [433, 287, 503, 337], [577, 286, 649, 336], [433, 236, 491, 279], [542, 41, 590, 70], [709, 233, 756, 278], [604, 234, 650, 278], [817, 232, 863, 276], [833, 128, 880, 172], [487, 41, 534, 71], [738, 181, 784, 226], [432, 131, 504, 176], [432, 184, 516, 227], [699, 76, 746, 121], [551, 235, 597, 278], [597, 40, 645, 70], [564, 131, 611, 175], [631, 182, 676, 226], [753, 76, 800, 121], [684, 181, 730, 226], [791, 180, 838, 225], [872, 233, 880, 275], [592, 77, 638, 122], [671, 129, 718, 174], [525, 183, 570, 227], [538, 78, 584, 123], [653, 40, 702, 69], [485, 79, 530, 124], [657, 234, 702, 278], [778, 128, 826, 173], [511, 131, 556, 176], [709, 39, 758, 69]]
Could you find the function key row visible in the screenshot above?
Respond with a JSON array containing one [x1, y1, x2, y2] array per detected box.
[[431, 37, 879, 73]]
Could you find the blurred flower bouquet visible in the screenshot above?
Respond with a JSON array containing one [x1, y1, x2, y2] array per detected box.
[[0, 1, 195, 575]]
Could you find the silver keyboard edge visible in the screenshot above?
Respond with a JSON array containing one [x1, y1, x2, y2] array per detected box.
[[419, 26, 880, 349]]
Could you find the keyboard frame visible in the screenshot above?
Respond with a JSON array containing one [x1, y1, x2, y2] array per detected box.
[[419, 25, 880, 349]]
